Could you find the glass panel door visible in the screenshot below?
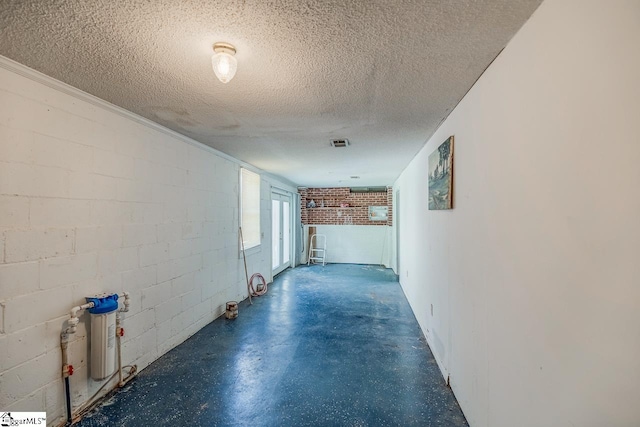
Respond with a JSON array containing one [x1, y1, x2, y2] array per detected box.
[[271, 192, 292, 275], [272, 200, 280, 270], [282, 201, 290, 266]]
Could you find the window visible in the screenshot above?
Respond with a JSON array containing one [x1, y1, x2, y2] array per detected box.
[[240, 168, 261, 249]]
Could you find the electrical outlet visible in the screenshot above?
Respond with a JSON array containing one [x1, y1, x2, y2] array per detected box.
[[430, 304, 434, 316], [406, 270, 409, 278]]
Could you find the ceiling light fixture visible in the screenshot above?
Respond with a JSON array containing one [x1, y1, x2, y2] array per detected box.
[[211, 42, 237, 83]]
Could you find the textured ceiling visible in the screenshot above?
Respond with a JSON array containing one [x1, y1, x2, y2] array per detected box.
[[0, 0, 542, 187]]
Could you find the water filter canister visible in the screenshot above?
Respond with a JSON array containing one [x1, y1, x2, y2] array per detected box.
[[86, 294, 119, 380]]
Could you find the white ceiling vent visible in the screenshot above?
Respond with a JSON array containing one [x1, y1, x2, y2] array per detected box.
[[330, 139, 349, 148]]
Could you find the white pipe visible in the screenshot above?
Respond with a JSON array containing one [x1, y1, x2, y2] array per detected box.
[[116, 292, 129, 386], [60, 301, 93, 425], [63, 302, 94, 337], [116, 312, 123, 386], [119, 292, 130, 313], [61, 302, 95, 369]]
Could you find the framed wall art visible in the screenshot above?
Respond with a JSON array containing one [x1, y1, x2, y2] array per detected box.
[[428, 136, 454, 210]]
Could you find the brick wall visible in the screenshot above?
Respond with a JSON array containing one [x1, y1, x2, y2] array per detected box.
[[387, 187, 393, 226], [300, 187, 393, 226]]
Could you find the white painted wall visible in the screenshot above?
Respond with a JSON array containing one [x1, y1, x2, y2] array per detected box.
[[0, 58, 294, 426], [303, 225, 392, 267], [393, 1, 640, 426]]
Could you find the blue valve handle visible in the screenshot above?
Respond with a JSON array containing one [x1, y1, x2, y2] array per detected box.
[[86, 294, 119, 314]]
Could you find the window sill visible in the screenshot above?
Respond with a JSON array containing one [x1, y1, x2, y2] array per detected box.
[[240, 244, 261, 258]]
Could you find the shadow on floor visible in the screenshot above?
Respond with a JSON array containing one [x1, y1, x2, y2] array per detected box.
[[76, 264, 468, 427]]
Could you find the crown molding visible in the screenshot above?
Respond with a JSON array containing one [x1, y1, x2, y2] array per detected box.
[[0, 54, 298, 189]]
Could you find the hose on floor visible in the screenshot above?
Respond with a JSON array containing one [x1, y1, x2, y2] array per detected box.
[[249, 273, 268, 297]]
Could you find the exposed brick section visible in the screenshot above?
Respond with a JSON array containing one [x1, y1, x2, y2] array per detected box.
[[299, 187, 308, 225], [299, 187, 393, 226], [387, 187, 393, 227]]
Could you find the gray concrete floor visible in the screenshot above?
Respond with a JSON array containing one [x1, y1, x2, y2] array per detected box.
[[76, 264, 468, 426]]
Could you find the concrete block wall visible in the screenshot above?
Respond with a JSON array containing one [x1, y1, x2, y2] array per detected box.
[[0, 60, 276, 425]]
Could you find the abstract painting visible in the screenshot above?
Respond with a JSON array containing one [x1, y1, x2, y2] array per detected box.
[[428, 136, 454, 210]]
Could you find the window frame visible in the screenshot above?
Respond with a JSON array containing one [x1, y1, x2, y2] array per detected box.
[[239, 168, 261, 252]]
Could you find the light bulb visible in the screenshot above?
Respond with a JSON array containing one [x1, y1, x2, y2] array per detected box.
[[211, 44, 237, 84], [218, 56, 230, 75]]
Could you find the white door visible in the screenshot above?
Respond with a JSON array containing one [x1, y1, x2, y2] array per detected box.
[[272, 191, 292, 275]]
